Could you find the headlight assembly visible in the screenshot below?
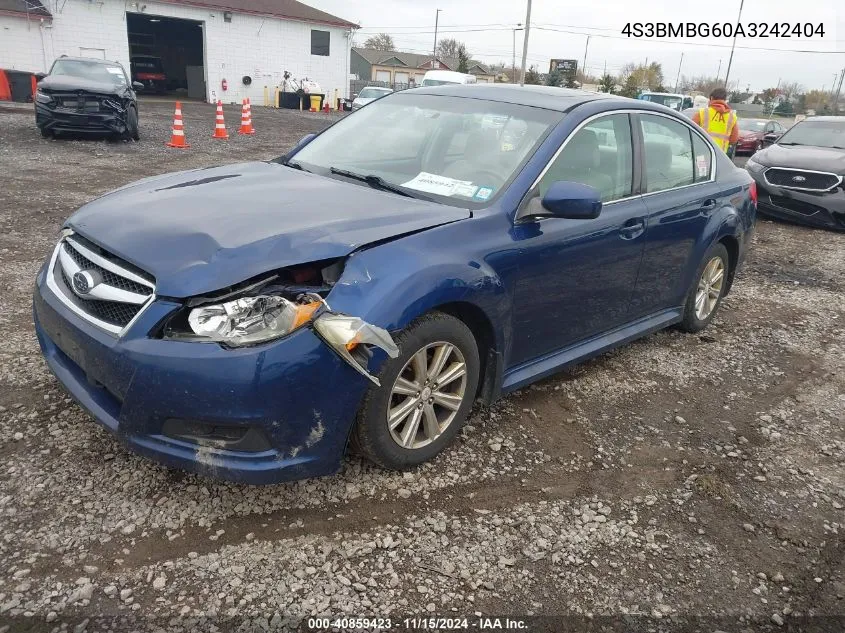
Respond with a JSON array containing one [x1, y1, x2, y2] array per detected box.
[[745, 158, 766, 173], [183, 295, 320, 346], [35, 89, 52, 104]]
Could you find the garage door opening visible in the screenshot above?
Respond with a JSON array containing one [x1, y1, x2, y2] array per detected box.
[[126, 13, 206, 100]]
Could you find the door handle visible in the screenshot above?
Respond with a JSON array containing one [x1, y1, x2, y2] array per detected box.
[[701, 198, 718, 211], [619, 218, 645, 240]]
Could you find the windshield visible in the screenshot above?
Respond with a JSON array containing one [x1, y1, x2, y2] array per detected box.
[[421, 79, 459, 86], [776, 120, 845, 149], [358, 88, 390, 99], [291, 92, 563, 207], [51, 59, 127, 86], [739, 120, 767, 133], [641, 94, 683, 110]]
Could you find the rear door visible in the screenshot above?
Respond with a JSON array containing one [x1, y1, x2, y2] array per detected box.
[[628, 112, 723, 318]]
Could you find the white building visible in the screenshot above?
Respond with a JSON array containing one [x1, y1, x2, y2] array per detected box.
[[0, 0, 357, 103]]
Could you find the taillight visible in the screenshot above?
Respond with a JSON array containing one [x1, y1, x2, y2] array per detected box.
[[749, 181, 757, 206]]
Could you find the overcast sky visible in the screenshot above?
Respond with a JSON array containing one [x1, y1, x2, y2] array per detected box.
[[310, 0, 844, 93]]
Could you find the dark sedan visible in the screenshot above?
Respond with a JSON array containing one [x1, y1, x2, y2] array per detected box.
[[735, 118, 786, 155], [35, 56, 142, 140], [746, 116, 845, 231]]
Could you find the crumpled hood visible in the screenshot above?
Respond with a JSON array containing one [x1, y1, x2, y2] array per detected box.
[[39, 74, 126, 96], [67, 161, 470, 298], [755, 143, 845, 174]]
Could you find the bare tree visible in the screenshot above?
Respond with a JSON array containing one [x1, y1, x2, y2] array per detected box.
[[362, 33, 395, 51], [436, 38, 470, 62]]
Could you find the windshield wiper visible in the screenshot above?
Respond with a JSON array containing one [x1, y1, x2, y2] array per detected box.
[[777, 142, 803, 146], [329, 167, 432, 201]]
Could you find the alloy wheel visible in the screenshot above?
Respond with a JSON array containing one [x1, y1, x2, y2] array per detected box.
[[387, 341, 468, 450], [694, 256, 725, 321]]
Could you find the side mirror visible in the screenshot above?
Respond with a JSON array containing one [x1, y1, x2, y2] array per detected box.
[[538, 181, 602, 219], [351, 93, 358, 99], [762, 132, 778, 146], [132, 81, 144, 90], [34, 72, 47, 82]]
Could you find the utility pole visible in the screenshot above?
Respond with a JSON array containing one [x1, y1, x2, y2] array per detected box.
[[715, 59, 722, 82], [519, 0, 532, 86], [834, 67, 845, 113], [512, 24, 523, 83], [723, 0, 744, 88], [432, 9, 441, 60], [674, 52, 684, 93], [581, 35, 590, 86]]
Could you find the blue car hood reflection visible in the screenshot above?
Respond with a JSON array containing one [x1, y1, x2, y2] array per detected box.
[[67, 161, 470, 298]]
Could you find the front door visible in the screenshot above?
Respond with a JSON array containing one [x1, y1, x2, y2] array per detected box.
[[509, 113, 648, 367]]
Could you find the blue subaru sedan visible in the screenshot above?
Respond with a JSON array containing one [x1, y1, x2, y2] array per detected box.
[[33, 86, 756, 483]]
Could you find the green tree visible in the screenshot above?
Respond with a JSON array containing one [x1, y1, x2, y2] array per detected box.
[[598, 74, 615, 94], [546, 68, 562, 87], [362, 33, 395, 51], [773, 100, 794, 115], [524, 65, 541, 85], [457, 48, 469, 73], [619, 75, 639, 98]]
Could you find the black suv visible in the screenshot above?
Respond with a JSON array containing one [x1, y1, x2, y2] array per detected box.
[[35, 56, 142, 140]]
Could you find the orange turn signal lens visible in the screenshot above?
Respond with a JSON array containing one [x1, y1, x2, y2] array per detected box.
[[291, 301, 321, 329]]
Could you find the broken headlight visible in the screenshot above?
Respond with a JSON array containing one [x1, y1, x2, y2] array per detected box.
[[183, 295, 320, 346]]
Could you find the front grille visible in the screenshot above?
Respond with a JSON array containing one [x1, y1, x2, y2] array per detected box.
[[49, 233, 155, 334], [764, 168, 842, 192], [767, 195, 825, 217]]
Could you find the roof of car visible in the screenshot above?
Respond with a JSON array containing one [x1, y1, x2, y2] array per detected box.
[[55, 56, 122, 65], [406, 84, 626, 111], [806, 116, 845, 122]]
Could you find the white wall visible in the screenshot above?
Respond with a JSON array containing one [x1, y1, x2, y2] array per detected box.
[[0, 0, 353, 103]]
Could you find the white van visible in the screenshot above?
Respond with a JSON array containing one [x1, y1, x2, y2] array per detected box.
[[420, 70, 477, 87]]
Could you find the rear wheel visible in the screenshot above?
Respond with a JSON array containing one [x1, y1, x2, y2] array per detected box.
[[678, 242, 729, 333], [352, 312, 480, 470]]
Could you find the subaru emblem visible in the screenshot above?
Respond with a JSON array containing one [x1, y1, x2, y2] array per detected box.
[[791, 175, 806, 182], [72, 270, 95, 295]]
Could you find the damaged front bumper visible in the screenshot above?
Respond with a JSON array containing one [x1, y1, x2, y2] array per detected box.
[[33, 264, 390, 484], [35, 95, 130, 135]]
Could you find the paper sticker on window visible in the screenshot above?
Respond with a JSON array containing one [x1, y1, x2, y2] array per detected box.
[[696, 155, 708, 178], [474, 187, 494, 201], [402, 172, 476, 197]]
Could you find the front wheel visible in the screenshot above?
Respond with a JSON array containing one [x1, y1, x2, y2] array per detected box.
[[123, 106, 140, 141], [351, 312, 480, 470], [678, 242, 729, 333]]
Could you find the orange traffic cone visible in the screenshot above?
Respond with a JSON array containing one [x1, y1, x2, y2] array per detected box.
[[322, 97, 330, 113], [166, 101, 189, 148], [212, 100, 228, 139], [246, 98, 255, 132], [238, 98, 255, 135]]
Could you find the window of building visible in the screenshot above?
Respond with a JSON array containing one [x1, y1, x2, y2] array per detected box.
[[539, 113, 634, 202], [311, 30, 330, 56]]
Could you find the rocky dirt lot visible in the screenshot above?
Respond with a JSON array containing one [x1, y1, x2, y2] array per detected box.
[[0, 100, 842, 633]]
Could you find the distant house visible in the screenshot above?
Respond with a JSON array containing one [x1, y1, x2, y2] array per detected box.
[[351, 48, 494, 87]]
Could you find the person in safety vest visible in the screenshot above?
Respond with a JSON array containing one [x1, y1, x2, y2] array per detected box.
[[692, 87, 739, 153]]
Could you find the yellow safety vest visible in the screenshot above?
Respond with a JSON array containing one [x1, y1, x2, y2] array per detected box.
[[699, 107, 737, 152]]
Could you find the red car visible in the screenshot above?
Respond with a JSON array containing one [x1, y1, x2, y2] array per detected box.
[[735, 118, 786, 155]]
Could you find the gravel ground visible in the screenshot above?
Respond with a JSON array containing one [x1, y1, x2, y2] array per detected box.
[[0, 100, 843, 632]]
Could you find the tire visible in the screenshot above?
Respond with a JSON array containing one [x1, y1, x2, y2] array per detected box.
[[678, 242, 730, 333], [123, 106, 140, 141], [352, 312, 480, 470], [39, 127, 52, 139]]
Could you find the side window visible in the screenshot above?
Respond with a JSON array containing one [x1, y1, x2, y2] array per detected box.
[[691, 131, 712, 182], [539, 113, 633, 202], [639, 115, 695, 193]]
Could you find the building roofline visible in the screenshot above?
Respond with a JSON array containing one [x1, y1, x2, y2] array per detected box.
[[152, 0, 358, 29]]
